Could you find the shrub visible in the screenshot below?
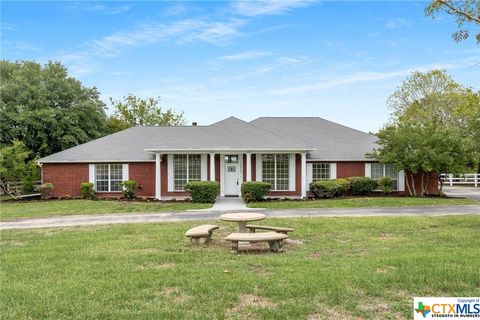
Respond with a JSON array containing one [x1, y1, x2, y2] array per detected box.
[[335, 178, 350, 196], [378, 177, 393, 195], [347, 177, 378, 196], [185, 181, 219, 203], [21, 176, 36, 194], [310, 180, 341, 198], [241, 181, 272, 202], [35, 183, 54, 199], [80, 182, 95, 199], [120, 180, 138, 200]]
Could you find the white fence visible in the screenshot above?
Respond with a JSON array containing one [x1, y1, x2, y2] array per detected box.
[[440, 173, 479, 187]]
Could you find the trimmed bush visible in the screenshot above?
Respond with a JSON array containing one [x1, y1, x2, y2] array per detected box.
[[35, 183, 54, 199], [347, 177, 378, 196], [378, 177, 393, 195], [185, 181, 220, 203], [80, 182, 95, 199], [241, 181, 272, 203], [120, 180, 138, 200], [310, 180, 341, 199], [335, 178, 350, 196]]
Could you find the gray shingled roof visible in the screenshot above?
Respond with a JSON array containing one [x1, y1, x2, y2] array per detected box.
[[250, 117, 378, 161], [38, 116, 377, 163]]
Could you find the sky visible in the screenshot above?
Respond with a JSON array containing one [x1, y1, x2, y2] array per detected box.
[[1, 0, 479, 132]]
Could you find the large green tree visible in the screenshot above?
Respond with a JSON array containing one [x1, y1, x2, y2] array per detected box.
[[107, 94, 185, 133], [0, 60, 107, 157], [371, 70, 480, 195]]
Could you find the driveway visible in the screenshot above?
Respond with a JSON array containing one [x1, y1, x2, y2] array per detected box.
[[1, 205, 479, 230], [443, 186, 480, 200]]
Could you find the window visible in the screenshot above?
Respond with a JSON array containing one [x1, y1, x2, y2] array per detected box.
[[371, 163, 399, 190], [95, 164, 123, 192], [262, 154, 290, 191], [173, 154, 201, 191], [312, 163, 330, 181]]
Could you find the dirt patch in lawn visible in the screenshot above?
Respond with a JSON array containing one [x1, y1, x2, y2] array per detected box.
[[225, 294, 277, 319], [157, 286, 191, 304]]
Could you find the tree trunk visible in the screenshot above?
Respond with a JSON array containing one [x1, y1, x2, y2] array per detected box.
[[410, 172, 417, 197], [438, 173, 444, 192], [405, 172, 413, 196]]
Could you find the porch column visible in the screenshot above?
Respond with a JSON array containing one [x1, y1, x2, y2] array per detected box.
[[301, 153, 307, 198], [209, 153, 215, 181], [155, 153, 162, 200], [246, 153, 252, 181]]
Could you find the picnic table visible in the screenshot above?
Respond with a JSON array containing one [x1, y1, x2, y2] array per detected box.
[[219, 212, 266, 232]]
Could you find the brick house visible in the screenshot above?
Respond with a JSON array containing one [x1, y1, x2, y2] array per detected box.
[[38, 116, 438, 199]]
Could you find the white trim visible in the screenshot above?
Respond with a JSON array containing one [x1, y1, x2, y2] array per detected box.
[[289, 154, 295, 191], [155, 153, 161, 200], [39, 160, 156, 164], [398, 170, 405, 192], [145, 148, 314, 152], [301, 153, 307, 198], [209, 153, 215, 181], [330, 163, 337, 180], [365, 163, 372, 178], [167, 154, 174, 192], [88, 164, 95, 184], [246, 153, 252, 182], [255, 154, 262, 181], [220, 154, 225, 197], [201, 154, 208, 181], [306, 163, 313, 185], [122, 164, 129, 181]]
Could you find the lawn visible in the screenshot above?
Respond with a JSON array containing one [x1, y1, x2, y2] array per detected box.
[[0, 199, 211, 221], [1, 215, 479, 319], [247, 196, 479, 209]]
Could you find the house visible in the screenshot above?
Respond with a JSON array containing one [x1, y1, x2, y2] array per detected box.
[[38, 116, 439, 199]]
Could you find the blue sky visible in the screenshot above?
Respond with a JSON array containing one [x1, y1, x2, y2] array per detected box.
[[1, 1, 479, 132]]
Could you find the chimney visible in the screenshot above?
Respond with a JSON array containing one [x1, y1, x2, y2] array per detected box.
[[192, 122, 197, 126]]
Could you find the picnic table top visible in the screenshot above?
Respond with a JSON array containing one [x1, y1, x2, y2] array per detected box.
[[219, 212, 266, 222]]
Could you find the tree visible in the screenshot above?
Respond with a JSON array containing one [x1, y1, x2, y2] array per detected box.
[[426, 0, 480, 43], [371, 70, 480, 195], [108, 94, 186, 131], [0, 60, 107, 158]]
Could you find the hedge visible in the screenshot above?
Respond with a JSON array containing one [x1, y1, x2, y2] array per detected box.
[[241, 181, 272, 202], [120, 180, 138, 200], [80, 182, 95, 199], [310, 180, 341, 198], [35, 183, 54, 199], [347, 177, 378, 196], [335, 178, 350, 196], [185, 181, 220, 203], [378, 177, 393, 195]]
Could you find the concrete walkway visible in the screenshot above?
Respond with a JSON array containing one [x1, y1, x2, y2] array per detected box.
[[1, 205, 478, 230], [443, 186, 480, 201], [197, 197, 254, 212]]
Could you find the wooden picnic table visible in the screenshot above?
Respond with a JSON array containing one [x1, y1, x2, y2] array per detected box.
[[219, 212, 266, 233]]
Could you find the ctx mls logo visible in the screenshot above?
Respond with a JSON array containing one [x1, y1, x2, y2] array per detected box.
[[415, 302, 431, 318]]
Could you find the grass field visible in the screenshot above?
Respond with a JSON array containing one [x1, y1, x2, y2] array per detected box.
[[247, 196, 479, 209], [1, 215, 479, 319], [0, 199, 211, 221]]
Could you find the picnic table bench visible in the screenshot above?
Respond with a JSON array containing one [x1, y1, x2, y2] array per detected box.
[[246, 224, 294, 235], [224, 232, 288, 253], [185, 224, 219, 245]]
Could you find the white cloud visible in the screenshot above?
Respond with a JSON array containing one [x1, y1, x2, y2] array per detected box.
[[385, 18, 409, 30], [67, 3, 132, 15], [219, 50, 271, 61], [231, 0, 316, 16]]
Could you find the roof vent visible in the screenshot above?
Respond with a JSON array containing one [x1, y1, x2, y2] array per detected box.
[[192, 122, 198, 126]]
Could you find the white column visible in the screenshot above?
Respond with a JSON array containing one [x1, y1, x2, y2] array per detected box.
[[210, 153, 215, 181], [155, 153, 162, 200], [246, 153, 252, 182], [475, 173, 478, 188], [301, 153, 307, 198]]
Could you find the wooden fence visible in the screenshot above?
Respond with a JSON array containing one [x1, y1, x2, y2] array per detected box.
[[440, 173, 479, 187], [4, 180, 42, 195]]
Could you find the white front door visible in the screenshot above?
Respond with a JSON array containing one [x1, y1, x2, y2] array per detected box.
[[224, 155, 240, 196]]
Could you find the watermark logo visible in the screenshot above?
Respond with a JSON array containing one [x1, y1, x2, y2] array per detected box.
[[413, 297, 480, 320]]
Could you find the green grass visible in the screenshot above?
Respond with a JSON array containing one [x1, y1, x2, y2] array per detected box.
[[1, 216, 479, 319], [0, 199, 211, 221], [247, 196, 479, 209]]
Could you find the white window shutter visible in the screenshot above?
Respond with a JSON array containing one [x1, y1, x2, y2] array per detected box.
[[289, 154, 295, 191], [306, 163, 313, 185], [201, 154, 207, 181], [89, 164, 95, 184], [122, 164, 129, 181], [167, 154, 174, 192], [365, 163, 372, 178], [255, 154, 262, 181], [398, 170, 405, 191], [330, 163, 337, 180]]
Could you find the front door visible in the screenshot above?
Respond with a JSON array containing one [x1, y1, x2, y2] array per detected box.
[[224, 155, 240, 196]]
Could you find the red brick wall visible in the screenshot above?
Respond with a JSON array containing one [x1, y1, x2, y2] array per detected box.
[[337, 161, 366, 178], [42, 163, 89, 197], [252, 154, 256, 181], [129, 162, 155, 197], [406, 171, 439, 195]]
